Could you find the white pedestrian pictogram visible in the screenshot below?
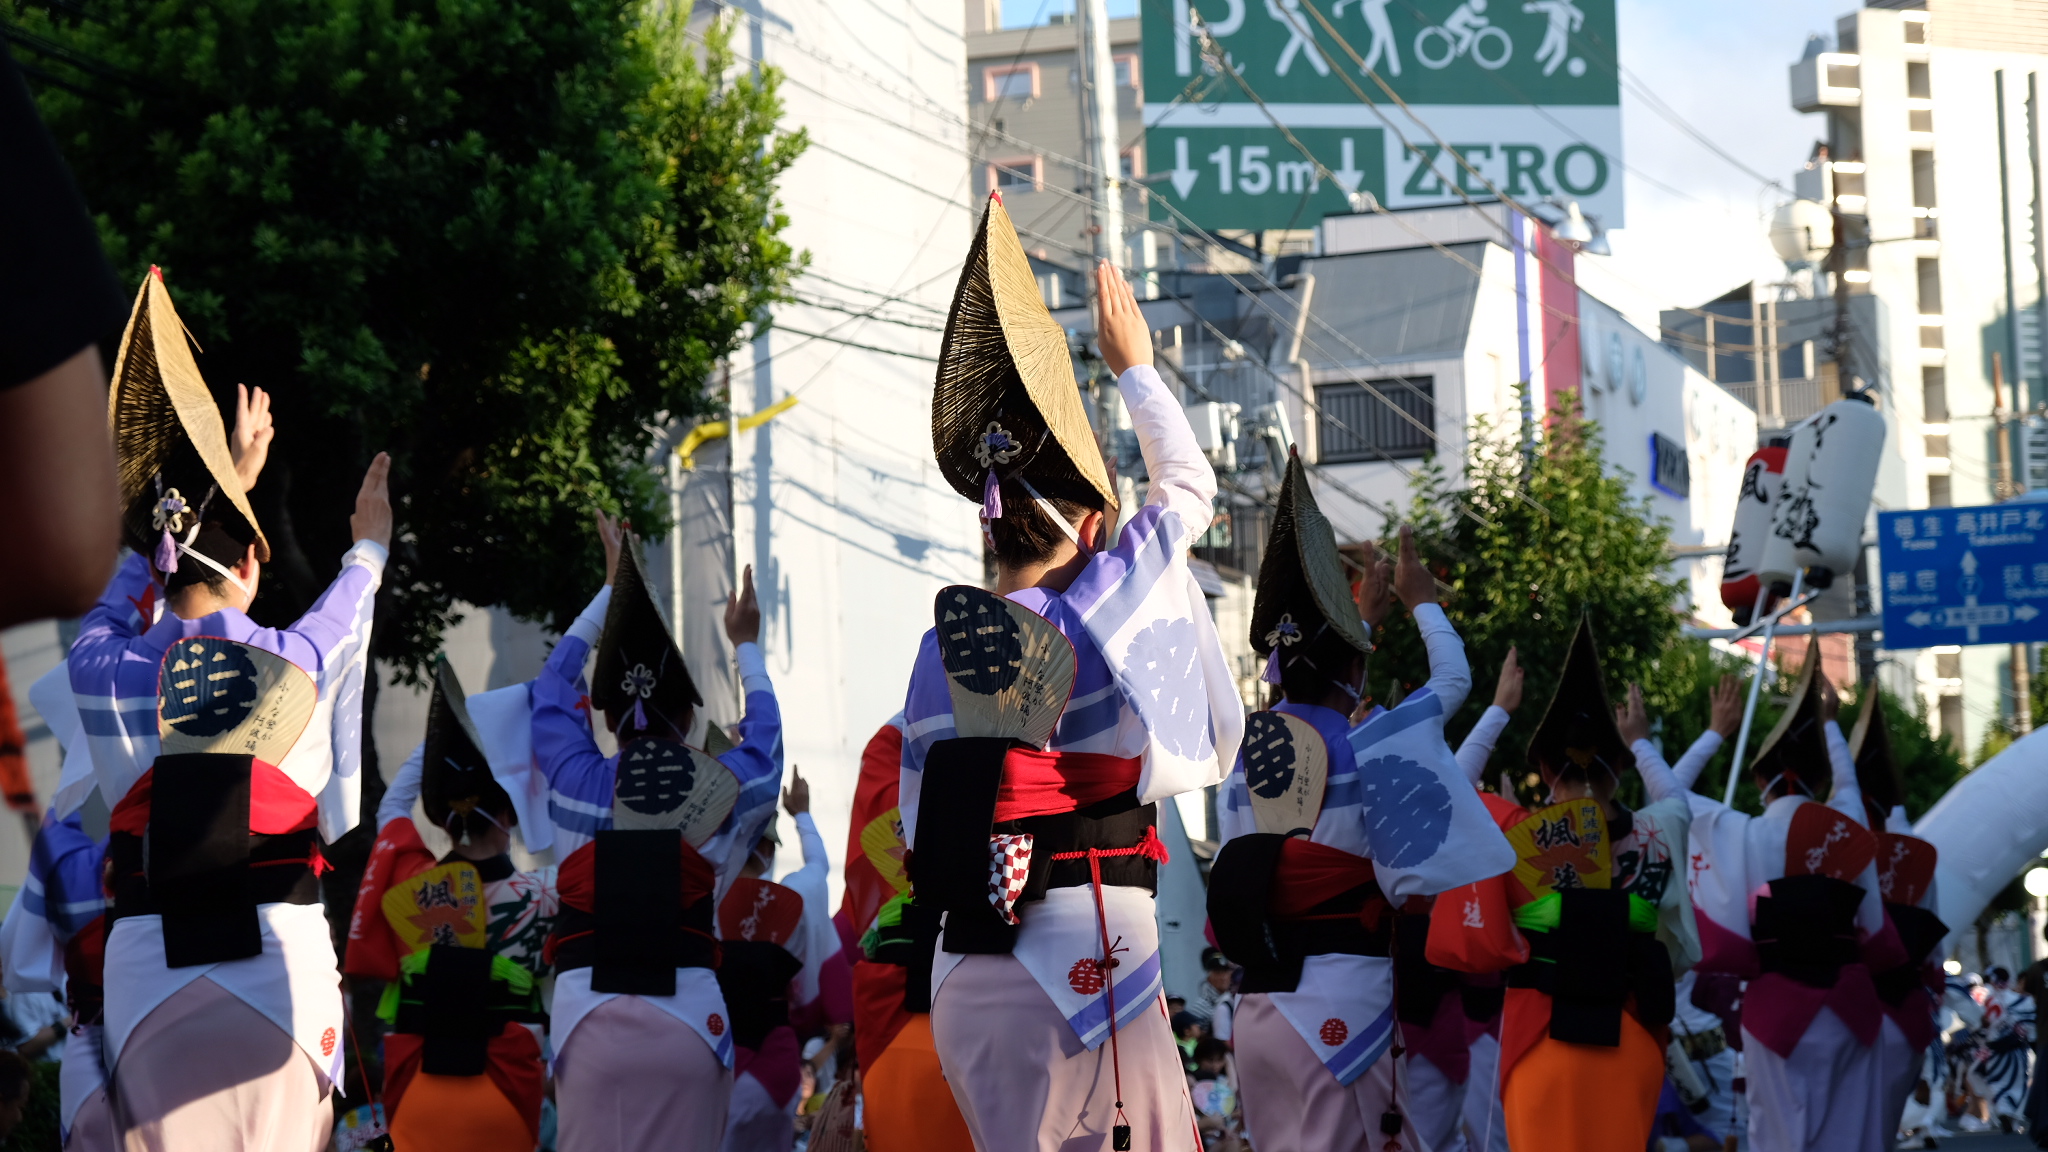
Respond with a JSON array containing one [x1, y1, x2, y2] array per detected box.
[[1333, 0, 1401, 76], [1521, 0, 1585, 77], [1264, 0, 1331, 76]]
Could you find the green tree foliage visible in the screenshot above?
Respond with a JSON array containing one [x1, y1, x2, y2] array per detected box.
[[8, 0, 805, 668], [1367, 398, 1722, 802]]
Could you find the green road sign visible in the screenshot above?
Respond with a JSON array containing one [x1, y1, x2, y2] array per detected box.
[[1141, 0, 1622, 231]]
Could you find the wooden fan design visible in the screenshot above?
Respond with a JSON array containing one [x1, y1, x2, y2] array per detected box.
[[1507, 799, 1612, 899], [1876, 832, 1937, 906], [612, 741, 740, 847], [1241, 711, 1327, 837], [934, 586, 1076, 746], [381, 860, 487, 953], [718, 877, 805, 947], [158, 637, 316, 764], [1784, 803, 1877, 882]]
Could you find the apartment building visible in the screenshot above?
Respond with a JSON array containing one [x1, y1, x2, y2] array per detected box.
[[1782, 0, 2048, 751]]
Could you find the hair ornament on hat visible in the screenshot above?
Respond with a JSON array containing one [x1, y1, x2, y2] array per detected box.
[[1263, 614, 1303, 650]]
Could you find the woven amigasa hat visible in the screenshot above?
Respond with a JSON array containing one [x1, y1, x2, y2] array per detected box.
[[932, 193, 1116, 527], [108, 268, 268, 578], [1848, 689, 1903, 814], [1249, 452, 1370, 685], [591, 533, 701, 735], [1751, 655, 1831, 798], [1526, 615, 1635, 780], [420, 656, 511, 835]]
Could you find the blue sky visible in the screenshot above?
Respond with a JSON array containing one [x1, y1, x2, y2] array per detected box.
[[996, 0, 1852, 330]]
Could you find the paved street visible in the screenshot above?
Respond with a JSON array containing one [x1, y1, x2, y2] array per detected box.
[[1917, 1130, 2036, 1151]]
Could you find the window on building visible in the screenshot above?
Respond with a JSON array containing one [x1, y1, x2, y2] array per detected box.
[[1909, 108, 1933, 133], [1904, 13, 1928, 44], [984, 64, 1039, 103], [1936, 651, 1962, 680], [1923, 366, 1948, 421], [1912, 151, 1937, 209], [1920, 325, 1944, 349], [1119, 148, 1139, 179], [1314, 378, 1434, 463], [1906, 62, 1931, 99], [1928, 473, 1953, 507], [1114, 54, 1139, 89], [1925, 434, 1950, 458], [1917, 258, 1942, 316], [986, 156, 1042, 193], [1938, 695, 1964, 749]]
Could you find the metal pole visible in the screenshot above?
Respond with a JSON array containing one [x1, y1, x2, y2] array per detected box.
[[1074, 0, 1124, 270], [1725, 571, 1805, 806], [668, 443, 685, 647]]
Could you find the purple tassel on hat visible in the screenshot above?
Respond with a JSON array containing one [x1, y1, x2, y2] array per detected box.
[[631, 698, 648, 733], [1261, 649, 1282, 684], [154, 529, 180, 574], [982, 469, 1003, 520]]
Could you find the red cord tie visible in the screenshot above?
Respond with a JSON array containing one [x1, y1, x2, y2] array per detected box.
[[1048, 826, 1168, 1151]]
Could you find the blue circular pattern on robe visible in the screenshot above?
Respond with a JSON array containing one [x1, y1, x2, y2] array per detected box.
[[1360, 754, 1454, 867], [159, 637, 259, 739], [1122, 616, 1213, 758], [1243, 712, 1298, 799], [936, 587, 1021, 696], [616, 740, 700, 816]]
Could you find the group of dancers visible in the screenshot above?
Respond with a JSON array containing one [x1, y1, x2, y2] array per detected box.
[[0, 193, 1958, 1152]]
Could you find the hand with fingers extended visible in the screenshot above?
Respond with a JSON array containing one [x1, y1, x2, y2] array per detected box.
[[783, 767, 810, 817], [351, 453, 392, 549], [1392, 525, 1437, 609], [1708, 674, 1743, 738], [1616, 683, 1651, 746], [1492, 647, 1524, 713], [595, 511, 624, 587], [1354, 538, 1396, 631], [726, 564, 762, 647], [1094, 261, 1152, 377], [231, 384, 274, 492]]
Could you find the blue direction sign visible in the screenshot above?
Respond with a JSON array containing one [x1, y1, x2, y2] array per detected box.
[[1878, 503, 2048, 647]]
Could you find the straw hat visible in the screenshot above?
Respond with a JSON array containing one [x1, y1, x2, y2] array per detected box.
[[1526, 615, 1635, 779], [591, 534, 701, 732], [1250, 452, 1371, 665], [932, 193, 1115, 519], [108, 269, 268, 569], [421, 657, 509, 831], [1751, 655, 1831, 796], [1848, 689, 1902, 813]]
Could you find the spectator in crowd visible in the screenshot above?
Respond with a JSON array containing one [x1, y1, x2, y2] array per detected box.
[[1188, 948, 1234, 1025]]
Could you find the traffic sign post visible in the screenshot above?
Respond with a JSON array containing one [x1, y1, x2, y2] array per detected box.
[[1878, 503, 2048, 647]]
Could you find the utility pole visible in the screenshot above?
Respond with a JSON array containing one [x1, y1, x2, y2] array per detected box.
[[1074, 0, 1124, 273], [1996, 351, 2035, 733], [1824, 204, 1853, 399]]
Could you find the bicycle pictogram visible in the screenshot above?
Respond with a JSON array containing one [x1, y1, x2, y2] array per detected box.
[[1413, 0, 1513, 70]]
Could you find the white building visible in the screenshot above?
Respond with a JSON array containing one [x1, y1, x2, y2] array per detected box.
[[1786, 0, 2048, 752], [1305, 205, 1759, 625]]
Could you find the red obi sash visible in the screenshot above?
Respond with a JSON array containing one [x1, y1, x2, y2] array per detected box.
[[106, 762, 327, 877], [542, 836, 717, 967], [1269, 838, 1384, 926], [992, 749, 1143, 822]]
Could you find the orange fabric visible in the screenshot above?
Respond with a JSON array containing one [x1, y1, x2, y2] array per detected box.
[[0, 653, 36, 812], [343, 819, 439, 979], [387, 1063, 534, 1152], [384, 1023, 546, 1143], [1425, 793, 1531, 973], [860, 1013, 972, 1152], [1501, 1006, 1663, 1152]]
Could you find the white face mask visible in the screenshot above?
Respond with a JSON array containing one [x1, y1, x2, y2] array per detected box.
[[1017, 477, 1097, 557], [173, 537, 255, 601]]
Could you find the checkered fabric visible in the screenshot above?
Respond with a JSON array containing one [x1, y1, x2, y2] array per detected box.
[[987, 833, 1035, 925]]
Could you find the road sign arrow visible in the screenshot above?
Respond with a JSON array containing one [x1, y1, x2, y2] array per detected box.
[[1332, 137, 1365, 194], [1170, 138, 1199, 200], [1907, 610, 1933, 628], [1961, 550, 1978, 575], [2019, 604, 2041, 621]]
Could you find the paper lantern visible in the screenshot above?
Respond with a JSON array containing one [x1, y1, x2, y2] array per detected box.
[[1760, 397, 1886, 592], [1721, 443, 1789, 623]]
